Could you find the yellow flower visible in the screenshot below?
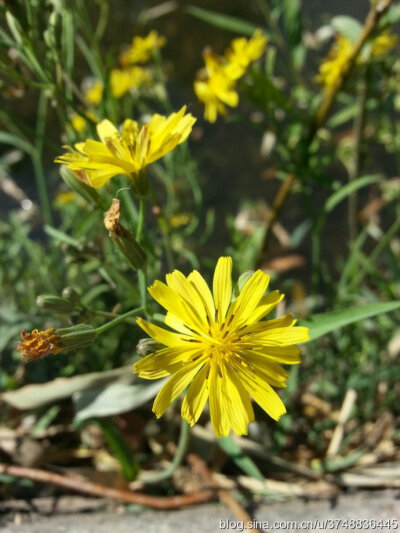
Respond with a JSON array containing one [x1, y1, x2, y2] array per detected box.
[[371, 30, 397, 57], [134, 257, 309, 438], [315, 35, 354, 89], [71, 114, 87, 133], [55, 107, 196, 193], [110, 67, 152, 99], [120, 30, 166, 66], [224, 29, 268, 80], [84, 80, 104, 106], [194, 50, 239, 123]]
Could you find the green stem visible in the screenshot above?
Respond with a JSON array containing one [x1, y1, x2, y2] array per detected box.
[[32, 92, 53, 225], [95, 306, 144, 335], [139, 419, 190, 484], [136, 198, 146, 243]]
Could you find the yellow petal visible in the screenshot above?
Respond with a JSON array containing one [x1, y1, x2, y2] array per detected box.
[[136, 317, 192, 347], [208, 363, 230, 438], [134, 345, 201, 378], [96, 120, 119, 144], [223, 362, 254, 435], [165, 270, 208, 325], [152, 360, 204, 418], [233, 360, 286, 421], [248, 345, 301, 365], [239, 350, 289, 388], [213, 256, 232, 323], [249, 326, 309, 346], [181, 364, 209, 426], [246, 290, 284, 323], [229, 270, 270, 327], [188, 270, 215, 321], [148, 281, 205, 333]]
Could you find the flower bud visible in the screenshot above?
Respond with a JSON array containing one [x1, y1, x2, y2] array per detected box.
[[36, 294, 75, 314], [136, 338, 163, 357]]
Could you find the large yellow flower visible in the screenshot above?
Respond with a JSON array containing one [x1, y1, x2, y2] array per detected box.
[[194, 50, 239, 123], [134, 257, 309, 438], [120, 30, 166, 66], [55, 107, 196, 192]]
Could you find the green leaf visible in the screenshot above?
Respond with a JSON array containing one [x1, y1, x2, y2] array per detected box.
[[331, 16, 362, 42], [282, 0, 305, 67], [81, 419, 139, 481], [185, 6, 259, 36], [324, 175, 381, 214], [218, 436, 264, 481], [0, 131, 33, 154], [303, 301, 400, 341]]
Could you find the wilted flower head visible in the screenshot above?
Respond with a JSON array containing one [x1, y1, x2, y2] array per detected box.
[[17, 324, 96, 361], [55, 106, 196, 194], [134, 257, 309, 438], [120, 30, 166, 66]]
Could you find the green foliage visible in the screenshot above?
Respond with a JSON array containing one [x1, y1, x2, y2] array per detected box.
[[0, 0, 399, 492]]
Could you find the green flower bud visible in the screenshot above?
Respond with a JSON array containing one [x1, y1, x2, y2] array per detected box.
[[36, 294, 75, 314]]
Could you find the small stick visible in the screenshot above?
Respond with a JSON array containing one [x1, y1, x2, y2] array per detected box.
[[326, 388, 357, 457], [187, 453, 261, 533], [0, 463, 215, 510]]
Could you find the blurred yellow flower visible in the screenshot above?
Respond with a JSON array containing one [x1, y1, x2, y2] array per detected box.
[[120, 30, 166, 66], [55, 106, 196, 192], [224, 29, 268, 79], [169, 212, 193, 228], [54, 191, 76, 206], [194, 50, 239, 123], [84, 80, 104, 106], [371, 30, 397, 57], [315, 35, 353, 89], [194, 29, 267, 122], [134, 256, 309, 438], [110, 66, 152, 99], [71, 114, 87, 133]]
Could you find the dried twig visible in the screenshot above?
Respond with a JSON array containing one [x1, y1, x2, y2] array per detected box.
[[187, 453, 261, 533], [326, 389, 357, 457], [0, 463, 215, 510]]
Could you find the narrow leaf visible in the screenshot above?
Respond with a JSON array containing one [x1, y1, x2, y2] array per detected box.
[[303, 301, 400, 341], [185, 6, 258, 36]]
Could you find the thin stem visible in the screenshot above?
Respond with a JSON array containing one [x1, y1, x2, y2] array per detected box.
[[95, 306, 144, 335], [348, 75, 368, 243], [140, 419, 190, 484], [136, 198, 146, 244], [32, 92, 53, 225]]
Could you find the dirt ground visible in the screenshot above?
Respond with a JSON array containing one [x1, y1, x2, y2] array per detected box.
[[1, 490, 399, 532]]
